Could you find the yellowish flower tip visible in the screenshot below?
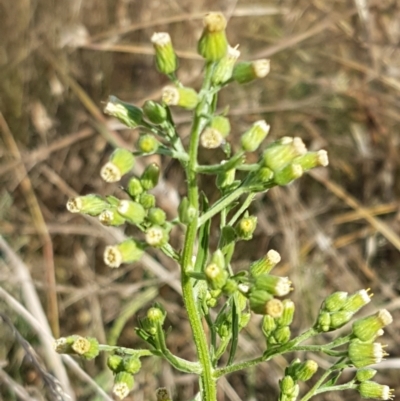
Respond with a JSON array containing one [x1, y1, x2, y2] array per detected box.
[[293, 137, 307, 155], [100, 162, 121, 182], [200, 127, 224, 149], [265, 298, 284, 318], [104, 245, 123, 268], [253, 59, 270, 78], [205, 263, 220, 280], [317, 149, 329, 166], [104, 96, 122, 116], [66, 197, 82, 213], [162, 86, 179, 106], [99, 209, 125, 226], [267, 249, 281, 265], [203, 12, 227, 32], [113, 382, 130, 400], [145, 226, 167, 247], [71, 336, 91, 355], [227, 44, 240, 59], [378, 309, 393, 326]]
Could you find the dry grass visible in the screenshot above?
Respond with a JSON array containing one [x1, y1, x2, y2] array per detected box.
[[0, 0, 399, 400]]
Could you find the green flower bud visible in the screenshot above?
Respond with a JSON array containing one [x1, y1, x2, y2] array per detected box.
[[216, 166, 236, 190], [197, 12, 228, 61], [280, 376, 296, 395], [211, 249, 225, 269], [122, 356, 142, 375], [349, 342, 387, 368], [104, 96, 143, 128], [273, 325, 291, 344], [262, 137, 307, 172], [212, 45, 241, 85], [241, 120, 270, 152], [235, 215, 257, 240], [107, 354, 124, 373], [323, 291, 348, 312], [222, 278, 238, 295], [249, 290, 273, 315], [277, 299, 295, 327], [290, 360, 318, 381], [178, 197, 197, 224], [147, 207, 167, 225], [100, 148, 135, 183], [71, 336, 99, 360], [141, 163, 160, 190], [143, 100, 168, 125], [156, 387, 172, 401], [254, 274, 292, 297], [250, 249, 281, 277], [139, 193, 156, 209], [274, 163, 303, 186], [99, 209, 126, 226], [162, 86, 199, 110], [151, 32, 178, 75], [66, 194, 109, 216], [341, 289, 372, 314], [316, 311, 331, 332], [293, 150, 329, 171], [265, 298, 284, 318], [329, 310, 353, 329], [205, 263, 228, 291], [358, 381, 394, 400], [113, 371, 134, 400], [147, 305, 166, 325], [233, 59, 270, 84], [117, 200, 146, 225], [145, 225, 169, 247], [137, 134, 160, 154], [251, 166, 274, 186], [210, 115, 231, 137], [200, 127, 224, 149], [352, 310, 393, 342], [356, 369, 377, 382], [127, 177, 144, 197], [103, 238, 145, 268], [262, 315, 276, 337]]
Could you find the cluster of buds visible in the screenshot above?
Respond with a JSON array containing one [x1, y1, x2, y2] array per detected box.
[[107, 354, 142, 399], [315, 289, 373, 332], [53, 335, 99, 360]]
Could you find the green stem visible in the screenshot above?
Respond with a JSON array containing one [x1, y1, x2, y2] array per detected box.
[[180, 62, 217, 401], [228, 193, 256, 226]]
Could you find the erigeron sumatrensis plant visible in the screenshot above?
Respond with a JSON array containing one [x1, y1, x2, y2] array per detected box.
[[56, 12, 394, 401]]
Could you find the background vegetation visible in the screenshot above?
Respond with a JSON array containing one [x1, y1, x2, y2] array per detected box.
[[0, 0, 399, 400]]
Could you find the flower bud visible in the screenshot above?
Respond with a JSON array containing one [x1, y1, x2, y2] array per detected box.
[[235, 215, 257, 240], [358, 381, 394, 400], [212, 45, 241, 85], [147, 305, 166, 325], [341, 289, 372, 314], [100, 148, 135, 183], [151, 32, 178, 75], [329, 310, 353, 329], [262, 137, 307, 172], [122, 356, 141, 375], [222, 278, 238, 295], [117, 200, 146, 225], [143, 100, 168, 125], [273, 163, 303, 186], [323, 291, 348, 312], [103, 238, 145, 268], [66, 194, 109, 216], [71, 336, 99, 360], [197, 12, 228, 61], [233, 59, 270, 84], [290, 360, 318, 381], [127, 177, 143, 197], [277, 299, 295, 327], [265, 298, 284, 318], [113, 371, 134, 400], [205, 263, 228, 290], [147, 207, 167, 225], [216, 166, 236, 190], [178, 197, 197, 224], [356, 369, 377, 382], [250, 249, 281, 277], [348, 342, 387, 368], [316, 311, 331, 332], [145, 225, 169, 247], [107, 354, 124, 373], [262, 315, 276, 337], [293, 150, 329, 171], [104, 96, 143, 128], [200, 127, 224, 149], [137, 134, 160, 154], [139, 193, 156, 209], [273, 325, 291, 344], [280, 376, 296, 395], [141, 163, 160, 190], [241, 120, 270, 152], [99, 209, 126, 226], [352, 310, 393, 342], [162, 86, 199, 110], [254, 274, 292, 297], [249, 290, 273, 315]]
